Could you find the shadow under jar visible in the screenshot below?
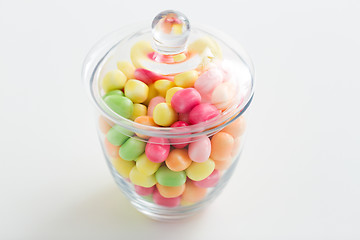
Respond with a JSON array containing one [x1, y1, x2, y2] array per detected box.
[[83, 10, 254, 221]]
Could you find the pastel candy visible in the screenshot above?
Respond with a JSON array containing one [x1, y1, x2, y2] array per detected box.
[[174, 70, 198, 88], [136, 153, 161, 176], [188, 136, 211, 163], [156, 183, 185, 198], [101, 69, 127, 93], [210, 132, 234, 161], [171, 88, 201, 113], [231, 137, 242, 157], [130, 103, 147, 121], [134, 185, 155, 196], [143, 83, 158, 106], [193, 169, 220, 188], [178, 112, 190, 123], [147, 96, 165, 117], [154, 80, 175, 97], [153, 189, 180, 207], [194, 68, 223, 96], [145, 137, 170, 163], [165, 87, 183, 104], [211, 82, 235, 110], [106, 125, 133, 146], [129, 166, 156, 188], [104, 138, 120, 158], [103, 90, 124, 99], [155, 166, 186, 187], [165, 148, 192, 172], [189, 103, 220, 125], [181, 180, 207, 203], [98, 115, 112, 134], [134, 116, 158, 139], [103, 95, 133, 119], [134, 68, 164, 85], [153, 103, 178, 127], [124, 79, 149, 103], [117, 61, 135, 79], [213, 157, 232, 171], [221, 115, 246, 138], [119, 138, 146, 161], [130, 41, 153, 69], [169, 121, 191, 148], [186, 158, 215, 181], [112, 157, 135, 178]]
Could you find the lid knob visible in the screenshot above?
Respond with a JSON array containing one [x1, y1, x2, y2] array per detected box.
[[152, 10, 190, 55]]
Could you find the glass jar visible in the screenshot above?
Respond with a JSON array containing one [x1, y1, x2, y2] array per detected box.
[[82, 10, 254, 221]]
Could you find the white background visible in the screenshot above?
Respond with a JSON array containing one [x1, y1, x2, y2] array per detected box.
[[1, 0, 359, 239]]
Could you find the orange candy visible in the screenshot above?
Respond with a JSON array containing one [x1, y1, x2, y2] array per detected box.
[[210, 132, 234, 161], [231, 137, 242, 157], [213, 157, 232, 171], [165, 149, 192, 172], [181, 180, 207, 203], [156, 183, 185, 198], [134, 116, 158, 139], [98, 115, 112, 134], [221, 116, 246, 138], [104, 138, 120, 158]]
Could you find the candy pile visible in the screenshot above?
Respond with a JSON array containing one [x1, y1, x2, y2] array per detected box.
[[98, 38, 246, 207]]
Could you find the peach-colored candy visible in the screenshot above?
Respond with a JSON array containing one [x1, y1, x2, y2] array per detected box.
[[134, 116, 158, 139], [213, 157, 232, 171], [165, 149, 192, 172], [194, 68, 223, 97], [98, 115, 112, 134], [221, 116, 246, 138], [231, 137, 242, 157], [181, 180, 207, 203], [211, 82, 235, 110], [147, 96, 165, 117], [156, 183, 185, 198], [210, 132, 234, 161], [104, 138, 120, 158]]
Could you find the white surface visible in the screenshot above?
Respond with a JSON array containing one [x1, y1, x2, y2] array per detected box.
[[1, 0, 359, 239]]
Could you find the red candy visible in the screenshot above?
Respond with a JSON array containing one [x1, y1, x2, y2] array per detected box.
[[193, 169, 220, 188], [134, 68, 165, 85], [145, 137, 170, 163], [134, 185, 155, 196], [171, 88, 201, 113], [153, 189, 181, 207], [189, 103, 221, 125], [169, 121, 191, 148]]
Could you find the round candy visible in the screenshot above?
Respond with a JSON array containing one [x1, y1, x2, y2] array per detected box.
[[103, 90, 124, 99], [117, 61, 135, 79], [165, 87, 183, 104], [156, 183, 185, 198], [134, 116, 158, 139], [178, 112, 190, 123], [165, 148, 192, 172], [181, 180, 207, 203], [169, 121, 191, 148], [112, 157, 135, 178], [193, 169, 220, 188], [153, 189, 180, 207], [154, 80, 175, 97], [171, 88, 201, 113], [194, 68, 222, 97], [211, 82, 235, 110], [134, 68, 164, 85], [130, 103, 147, 121], [145, 137, 170, 163], [136, 153, 161, 176], [189, 103, 220, 125], [134, 185, 155, 196], [147, 96, 165, 117], [129, 166, 156, 188], [186, 158, 215, 181], [104, 138, 120, 158], [188, 136, 211, 163], [153, 103, 178, 127], [231, 137, 242, 157], [143, 83, 158, 106], [213, 157, 232, 171], [210, 132, 234, 161], [106, 125, 133, 146], [103, 95, 133, 119], [124, 79, 149, 103], [174, 70, 198, 88], [221, 115, 246, 138], [155, 166, 186, 187], [119, 138, 146, 161], [98, 115, 112, 134], [101, 69, 127, 93]]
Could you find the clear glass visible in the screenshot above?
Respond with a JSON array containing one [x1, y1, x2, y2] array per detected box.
[[83, 22, 254, 221]]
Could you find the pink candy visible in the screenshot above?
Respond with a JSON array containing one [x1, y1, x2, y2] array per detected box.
[[145, 137, 170, 163], [178, 112, 190, 123], [188, 136, 211, 163], [147, 96, 165, 117], [194, 68, 223, 97], [134, 185, 155, 196], [169, 121, 191, 148], [193, 169, 220, 188], [189, 103, 220, 125], [134, 68, 165, 85], [171, 88, 201, 113], [153, 189, 181, 207]]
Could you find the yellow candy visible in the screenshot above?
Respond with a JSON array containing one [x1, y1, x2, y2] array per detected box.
[[101, 70, 127, 93], [174, 70, 198, 88], [188, 37, 223, 59], [130, 103, 147, 121], [129, 166, 157, 187], [136, 153, 161, 176], [186, 158, 215, 181], [153, 103, 178, 126], [143, 83, 158, 106], [154, 80, 175, 97], [124, 79, 149, 103], [112, 157, 135, 178], [130, 41, 154, 69], [173, 53, 186, 62], [117, 61, 135, 79], [165, 87, 183, 104]]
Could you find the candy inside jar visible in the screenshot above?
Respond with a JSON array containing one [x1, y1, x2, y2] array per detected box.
[[84, 10, 254, 220]]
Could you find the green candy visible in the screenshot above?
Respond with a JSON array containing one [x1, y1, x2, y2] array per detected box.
[[119, 138, 146, 161], [106, 125, 133, 146], [155, 166, 186, 187], [103, 90, 124, 99], [103, 95, 133, 119]]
